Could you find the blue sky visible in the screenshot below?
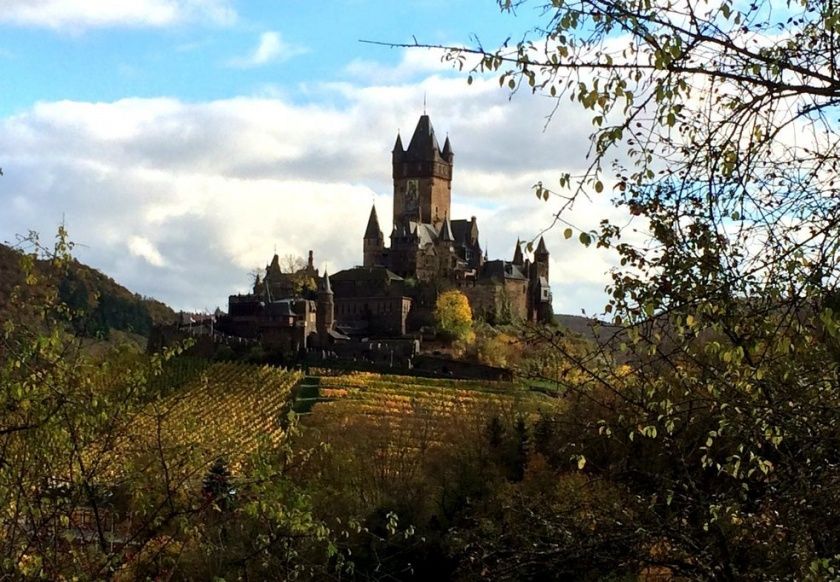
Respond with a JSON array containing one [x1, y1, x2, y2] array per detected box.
[[1, 1, 531, 113], [0, 1, 619, 316]]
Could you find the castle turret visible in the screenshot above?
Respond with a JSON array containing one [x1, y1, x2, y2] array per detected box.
[[534, 236, 549, 281], [363, 204, 385, 267], [442, 135, 454, 163], [392, 114, 453, 229], [528, 236, 552, 323], [317, 270, 334, 341]]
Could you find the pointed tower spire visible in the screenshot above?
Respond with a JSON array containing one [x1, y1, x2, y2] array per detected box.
[[406, 114, 440, 158], [513, 238, 524, 266], [393, 132, 404, 153], [364, 204, 383, 239], [535, 235, 549, 256], [439, 214, 454, 242], [442, 135, 453, 162], [322, 269, 332, 294]]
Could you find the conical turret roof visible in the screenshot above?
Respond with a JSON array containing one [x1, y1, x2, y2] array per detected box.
[[439, 215, 455, 242], [322, 269, 332, 294], [393, 132, 404, 152], [442, 135, 453, 158], [513, 239, 524, 265], [535, 236, 549, 255], [364, 204, 383, 239]]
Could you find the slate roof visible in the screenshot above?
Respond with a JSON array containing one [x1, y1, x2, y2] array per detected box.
[[449, 219, 470, 244], [439, 216, 455, 242], [405, 114, 441, 160], [410, 222, 440, 247], [266, 300, 297, 317], [364, 205, 382, 239], [512, 239, 524, 265], [482, 260, 528, 280], [332, 266, 404, 282]]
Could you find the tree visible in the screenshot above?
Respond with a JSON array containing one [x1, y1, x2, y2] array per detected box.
[[392, 1, 840, 577], [434, 289, 474, 344], [0, 231, 337, 580], [278, 254, 317, 296], [202, 457, 235, 510]]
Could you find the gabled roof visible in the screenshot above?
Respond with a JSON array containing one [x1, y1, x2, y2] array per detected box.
[[332, 266, 404, 283], [410, 222, 440, 247], [482, 260, 528, 281], [450, 219, 479, 246]]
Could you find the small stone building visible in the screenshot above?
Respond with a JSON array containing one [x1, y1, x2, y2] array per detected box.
[[218, 255, 344, 353]]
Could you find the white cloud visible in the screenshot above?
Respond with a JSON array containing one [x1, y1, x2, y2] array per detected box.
[[129, 236, 167, 267], [343, 49, 453, 84], [227, 31, 307, 68], [0, 53, 629, 315], [0, 0, 236, 30]]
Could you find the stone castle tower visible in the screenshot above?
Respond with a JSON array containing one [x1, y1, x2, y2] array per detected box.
[[392, 114, 453, 229], [316, 270, 334, 341]]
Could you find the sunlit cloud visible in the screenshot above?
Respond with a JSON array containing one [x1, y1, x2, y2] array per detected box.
[[227, 31, 307, 68], [0, 0, 236, 31]]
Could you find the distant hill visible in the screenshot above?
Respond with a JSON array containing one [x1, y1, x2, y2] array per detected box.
[[554, 313, 624, 344], [0, 242, 177, 338]]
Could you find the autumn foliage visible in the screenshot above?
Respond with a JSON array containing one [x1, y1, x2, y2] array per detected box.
[[434, 289, 473, 343]]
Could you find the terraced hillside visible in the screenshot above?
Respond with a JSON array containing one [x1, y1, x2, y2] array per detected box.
[[296, 372, 552, 448], [116, 362, 302, 477]]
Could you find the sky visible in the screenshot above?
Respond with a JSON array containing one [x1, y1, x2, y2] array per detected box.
[[0, 0, 627, 316]]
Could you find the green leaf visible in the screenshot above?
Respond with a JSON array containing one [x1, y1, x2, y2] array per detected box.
[[564, 228, 573, 239]]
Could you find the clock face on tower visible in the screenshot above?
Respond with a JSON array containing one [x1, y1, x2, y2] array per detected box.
[[405, 179, 419, 211]]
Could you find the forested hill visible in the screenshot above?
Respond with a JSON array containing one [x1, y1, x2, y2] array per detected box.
[[0, 242, 176, 338]]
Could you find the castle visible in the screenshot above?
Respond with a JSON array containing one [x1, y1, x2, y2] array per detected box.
[[339, 113, 553, 333], [219, 113, 553, 350]]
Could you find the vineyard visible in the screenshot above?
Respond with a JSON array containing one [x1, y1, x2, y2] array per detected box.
[[298, 371, 552, 449], [117, 361, 302, 475]]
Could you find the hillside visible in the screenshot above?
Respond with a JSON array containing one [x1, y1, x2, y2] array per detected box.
[[295, 371, 551, 458], [554, 313, 623, 344], [0, 242, 177, 338]]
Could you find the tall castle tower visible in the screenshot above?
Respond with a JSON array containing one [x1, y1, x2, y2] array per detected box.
[[391, 115, 453, 229]]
